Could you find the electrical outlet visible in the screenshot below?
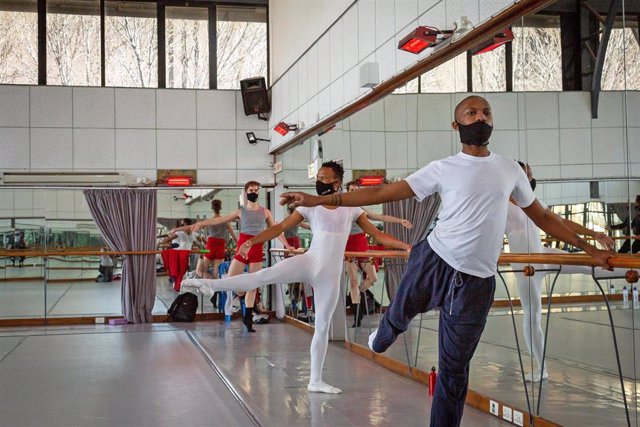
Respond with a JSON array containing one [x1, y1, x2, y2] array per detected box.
[[489, 400, 499, 416], [502, 406, 513, 422], [513, 410, 524, 426]]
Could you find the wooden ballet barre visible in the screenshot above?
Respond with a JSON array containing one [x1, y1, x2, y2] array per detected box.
[[499, 252, 640, 269], [0, 249, 209, 258]]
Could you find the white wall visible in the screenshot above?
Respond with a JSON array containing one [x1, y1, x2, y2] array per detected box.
[[269, 0, 353, 81], [275, 90, 640, 202], [0, 85, 274, 186], [267, 0, 518, 149]]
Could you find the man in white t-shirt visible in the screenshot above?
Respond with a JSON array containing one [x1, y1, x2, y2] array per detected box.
[[280, 95, 614, 427]]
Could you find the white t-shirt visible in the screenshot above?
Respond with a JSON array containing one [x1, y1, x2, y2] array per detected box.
[[405, 151, 535, 278], [505, 201, 547, 253], [296, 206, 364, 253], [174, 231, 198, 250]]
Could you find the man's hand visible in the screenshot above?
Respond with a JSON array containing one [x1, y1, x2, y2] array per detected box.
[[400, 219, 413, 229], [280, 192, 322, 208], [237, 240, 253, 259], [594, 232, 615, 250], [588, 247, 615, 270]]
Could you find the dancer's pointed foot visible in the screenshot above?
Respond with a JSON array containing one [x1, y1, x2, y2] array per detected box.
[[307, 382, 342, 394]]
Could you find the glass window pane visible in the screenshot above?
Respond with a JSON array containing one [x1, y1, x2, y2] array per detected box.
[[602, 27, 640, 91], [393, 78, 419, 94], [420, 53, 466, 93], [0, 0, 37, 84], [512, 23, 562, 91], [472, 45, 506, 92], [47, 0, 100, 86], [166, 6, 209, 89], [217, 6, 267, 90], [105, 1, 157, 88]]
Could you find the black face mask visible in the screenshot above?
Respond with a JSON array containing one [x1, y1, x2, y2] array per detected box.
[[246, 193, 259, 203], [456, 121, 493, 146], [530, 178, 537, 192], [316, 180, 337, 196]]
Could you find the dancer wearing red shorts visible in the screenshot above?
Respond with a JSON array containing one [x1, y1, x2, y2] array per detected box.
[[192, 181, 292, 331], [199, 199, 237, 279]]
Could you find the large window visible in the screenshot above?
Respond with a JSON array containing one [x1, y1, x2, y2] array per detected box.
[[0, 0, 37, 84], [420, 53, 467, 93], [216, 6, 267, 90], [602, 26, 640, 91], [512, 21, 562, 91], [166, 6, 209, 89], [472, 45, 506, 92], [105, 1, 158, 88], [47, 0, 100, 86]]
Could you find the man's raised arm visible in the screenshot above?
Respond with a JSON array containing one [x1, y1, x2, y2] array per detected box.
[[280, 180, 415, 208]]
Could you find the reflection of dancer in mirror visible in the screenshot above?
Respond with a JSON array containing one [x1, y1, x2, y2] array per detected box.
[[344, 180, 412, 326], [198, 199, 237, 279], [506, 162, 615, 382], [182, 161, 410, 394], [190, 181, 292, 332], [165, 218, 204, 291], [280, 96, 614, 426], [608, 195, 640, 254]]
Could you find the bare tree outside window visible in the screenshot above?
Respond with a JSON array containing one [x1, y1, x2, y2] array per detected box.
[[105, 1, 157, 88], [512, 26, 562, 91], [46, 2, 101, 86], [166, 7, 208, 89], [602, 28, 640, 91], [0, 6, 38, 84], [472, 45, 506, 92], [420, 53, 466, 93], [217, 7, 267, 90]]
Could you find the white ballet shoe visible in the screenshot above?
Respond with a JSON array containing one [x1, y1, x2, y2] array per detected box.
[[524, 370, 549, 382], [307, 382, 342, 394], [180, 279, 202, 294], [368, 328, 377, 352]]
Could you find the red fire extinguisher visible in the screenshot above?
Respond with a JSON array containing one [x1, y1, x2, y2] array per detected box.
[[429, 367, 437, 396]]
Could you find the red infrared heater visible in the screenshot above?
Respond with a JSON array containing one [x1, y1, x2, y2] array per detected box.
[[471, 28, 514, 55], [274, 122, 299, 136], [358, 176, 385, 186], [165, 176, 193, 187], [398, 26, 452, 54]]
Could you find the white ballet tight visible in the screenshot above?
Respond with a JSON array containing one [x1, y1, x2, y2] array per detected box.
[[514, 246, 633, 379], [182, 250, 343, 393]]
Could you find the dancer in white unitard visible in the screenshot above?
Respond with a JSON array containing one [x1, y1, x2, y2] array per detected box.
[[506, 162, 616, 382], [182, 161, 410, 394]]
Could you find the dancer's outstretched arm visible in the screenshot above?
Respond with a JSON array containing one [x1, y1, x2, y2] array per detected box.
[[265, 208, 295, 251], [191, 210, 241, 232], [237, 211, 304, 258], [554, 212, 614, 249], [364, 209, 413, 229], [356, 214, 411, 251]]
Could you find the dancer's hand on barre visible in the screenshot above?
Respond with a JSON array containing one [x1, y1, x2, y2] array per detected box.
[[588, 247, 616, 270], [594, 232, 615, 250]]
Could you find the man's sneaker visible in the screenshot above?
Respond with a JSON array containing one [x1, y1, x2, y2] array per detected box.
[[369, 321, 399, 353]]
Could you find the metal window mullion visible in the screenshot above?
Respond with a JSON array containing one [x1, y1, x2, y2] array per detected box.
[[38, 0, 46, 85], [158, 2, 166, 88], [100, 0, 105, 86], [505, 40, 513, 92]]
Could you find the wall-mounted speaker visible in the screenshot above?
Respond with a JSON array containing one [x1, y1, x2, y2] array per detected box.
[[240, 77, 270, 117]]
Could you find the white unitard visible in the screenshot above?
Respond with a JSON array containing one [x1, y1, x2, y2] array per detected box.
[[182, 205, 364, 392], [506, 203, 628, 378]]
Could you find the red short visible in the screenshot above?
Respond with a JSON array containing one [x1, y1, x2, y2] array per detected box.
[[234, 233, 264, 264], [345, 233, 369, 261], [286, 236, 300, 249], [204, 237, 226, 260]]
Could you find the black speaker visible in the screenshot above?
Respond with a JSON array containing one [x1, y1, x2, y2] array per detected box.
[[240, 77, 270, 116]]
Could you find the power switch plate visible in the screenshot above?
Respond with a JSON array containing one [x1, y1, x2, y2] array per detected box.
[[489, 400, 499, 416]]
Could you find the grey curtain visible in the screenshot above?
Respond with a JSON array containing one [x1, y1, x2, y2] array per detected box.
[[382, 193, 441, 299], [84, 189, 157, 323]]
